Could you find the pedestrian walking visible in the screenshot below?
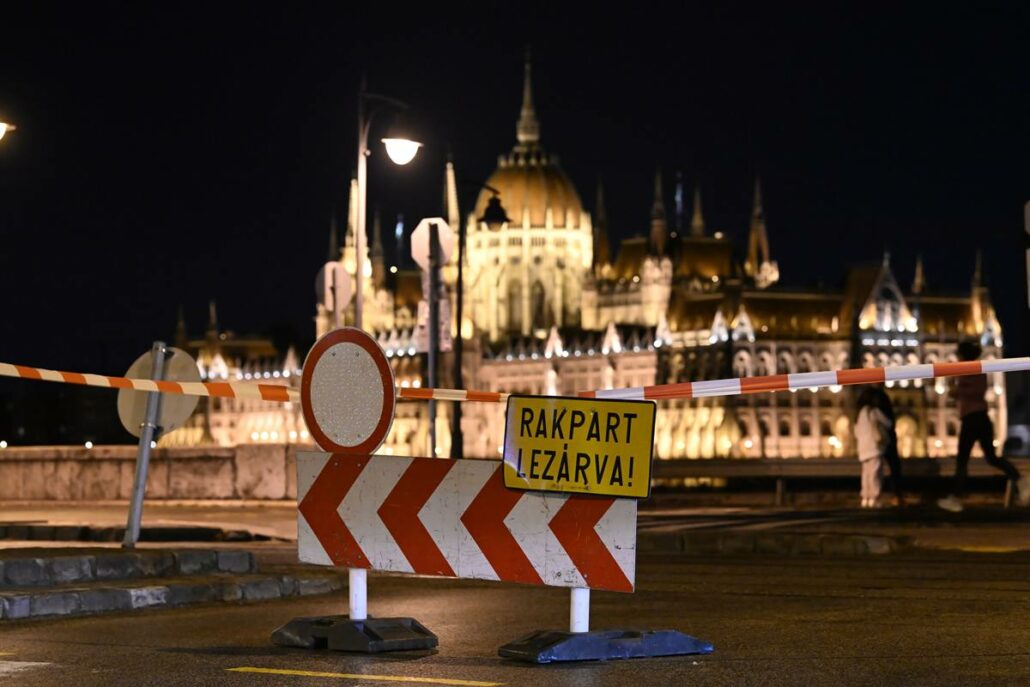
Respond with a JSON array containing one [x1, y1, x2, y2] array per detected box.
[[855, 386, 892, 508], [937, 341, 1030, 513]]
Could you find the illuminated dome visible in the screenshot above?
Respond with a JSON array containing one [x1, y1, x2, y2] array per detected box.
[[473, 56, 585, 230]]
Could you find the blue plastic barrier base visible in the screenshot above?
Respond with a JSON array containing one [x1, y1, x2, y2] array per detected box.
[[271, 615, 438, 653], [498, 629, 713, 664]]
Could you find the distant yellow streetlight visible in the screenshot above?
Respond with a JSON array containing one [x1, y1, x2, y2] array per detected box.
[[0, 121, 15, 142]]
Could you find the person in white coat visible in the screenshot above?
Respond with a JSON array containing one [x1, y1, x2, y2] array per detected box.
[[855, 387, 892, 508]]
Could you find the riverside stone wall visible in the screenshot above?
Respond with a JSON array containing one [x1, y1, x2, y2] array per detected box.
[[0, 445, 307, 500]]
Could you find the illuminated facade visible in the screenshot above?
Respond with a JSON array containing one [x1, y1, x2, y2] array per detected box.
[[173, 57, 1006, 462]]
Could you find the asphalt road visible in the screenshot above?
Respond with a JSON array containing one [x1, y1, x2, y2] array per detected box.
[[2, 551, 1030, 686]]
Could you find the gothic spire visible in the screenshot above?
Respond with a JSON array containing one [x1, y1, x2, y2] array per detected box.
[[206, 300, 218, 337], [516, 47, 540, 148], [649, 168, 668, 256], [746, 178, 771, 280], [444, 156, 460, 231], [674, 171, 685, 236], [592, 178, 611, 272], [912, 254, 925, 294], [690, 185, 705, 236], [174, 305, 188, 349], [972, 249, 983, 289]]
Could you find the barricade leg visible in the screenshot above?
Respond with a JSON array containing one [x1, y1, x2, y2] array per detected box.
[[349, 568, 367, 621], [498, 586, 714, 663], [570, 587, 589, 633]]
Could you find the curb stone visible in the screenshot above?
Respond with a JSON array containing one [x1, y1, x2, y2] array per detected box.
[[0, 572, 345, 622]]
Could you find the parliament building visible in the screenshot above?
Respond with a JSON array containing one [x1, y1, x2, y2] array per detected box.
[[166, 58, 1006, 465]]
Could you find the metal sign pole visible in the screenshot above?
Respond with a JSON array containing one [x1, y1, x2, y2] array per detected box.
[[428, 221, 440, 457], [451, 216, 465, 459], [122, 341, 168, 549]]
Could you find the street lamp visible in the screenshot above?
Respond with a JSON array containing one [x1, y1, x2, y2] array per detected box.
[[451, 186, 510, 458], [355, 80, 421, 329], [0, 121, 15, 142]]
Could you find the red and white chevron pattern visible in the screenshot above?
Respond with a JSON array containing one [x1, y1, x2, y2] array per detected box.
[[296, 452, 636, 593]]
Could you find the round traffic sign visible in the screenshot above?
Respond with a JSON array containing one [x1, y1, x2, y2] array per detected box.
[[117, 347, 201, 438], [301, 327, 396, 454]]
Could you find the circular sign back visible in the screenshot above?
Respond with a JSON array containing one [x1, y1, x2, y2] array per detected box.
[[117, 347, 201, 438], [301, 327, 396, 454]]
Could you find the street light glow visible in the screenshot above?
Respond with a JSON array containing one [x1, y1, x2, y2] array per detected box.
[[382, 137, 422, 165], [0, 122, 15, 141]]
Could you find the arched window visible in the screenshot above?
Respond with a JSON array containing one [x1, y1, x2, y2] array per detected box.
[[508, 280, 522, 332], [779, 420, 791, 436], [733, 351, 753, 378], [531, 281, 552, 330], [800, 420, 812, 437]]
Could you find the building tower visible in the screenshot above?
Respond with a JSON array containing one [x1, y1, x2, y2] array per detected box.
[[466, 52, 592, 340]]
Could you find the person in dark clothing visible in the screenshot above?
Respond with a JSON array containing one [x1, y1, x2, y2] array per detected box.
[[874, 387, 905, 507], [937, 341, 1030, 512]]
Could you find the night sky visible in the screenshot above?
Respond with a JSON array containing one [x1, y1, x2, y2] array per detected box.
[[1, 5, 1029, 436]]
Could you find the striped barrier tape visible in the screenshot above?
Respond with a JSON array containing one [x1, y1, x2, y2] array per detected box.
[[0, 362, 299, 403], [581, 357, 1030, 401], [2, 356, 1028, 405]]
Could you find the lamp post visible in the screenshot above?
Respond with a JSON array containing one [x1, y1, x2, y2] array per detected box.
[[355, 79, 421, 330], [450, 188, 510, 458]]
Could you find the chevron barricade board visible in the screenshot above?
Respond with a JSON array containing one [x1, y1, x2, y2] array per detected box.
[[296, 452, 637, 593]]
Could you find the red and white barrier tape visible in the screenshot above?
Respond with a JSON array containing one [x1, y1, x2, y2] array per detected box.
[[0, 362, 299, 403], [3, 357, 1028, 405]]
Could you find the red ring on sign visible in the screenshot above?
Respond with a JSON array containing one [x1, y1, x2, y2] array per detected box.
[[301, 327, 396, 454]]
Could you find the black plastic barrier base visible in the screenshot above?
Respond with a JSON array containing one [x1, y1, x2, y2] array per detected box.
[[271, 615, 438, 653], [498, 629, 713, 664]]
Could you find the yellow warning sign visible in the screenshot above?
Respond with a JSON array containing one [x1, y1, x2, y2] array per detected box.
[[502, 395, 656, 499]]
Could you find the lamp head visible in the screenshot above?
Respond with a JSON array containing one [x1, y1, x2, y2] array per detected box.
[[382, 138, 422, 165], [478, 193, 511, 231], [0, 122, 15, 142], [381, 113, 421, 165]]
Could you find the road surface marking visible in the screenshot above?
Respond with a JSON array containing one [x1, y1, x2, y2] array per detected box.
[[956, 546, 1021, 553], [0, 660, 51, 677], [226, 667, 504, 686]]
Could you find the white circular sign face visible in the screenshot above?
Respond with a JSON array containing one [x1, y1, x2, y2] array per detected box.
[[301, 328, 396, 454], [117, 347, 201, 438], [309, 342, 384, 447], [410, 217, 454, 271]]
